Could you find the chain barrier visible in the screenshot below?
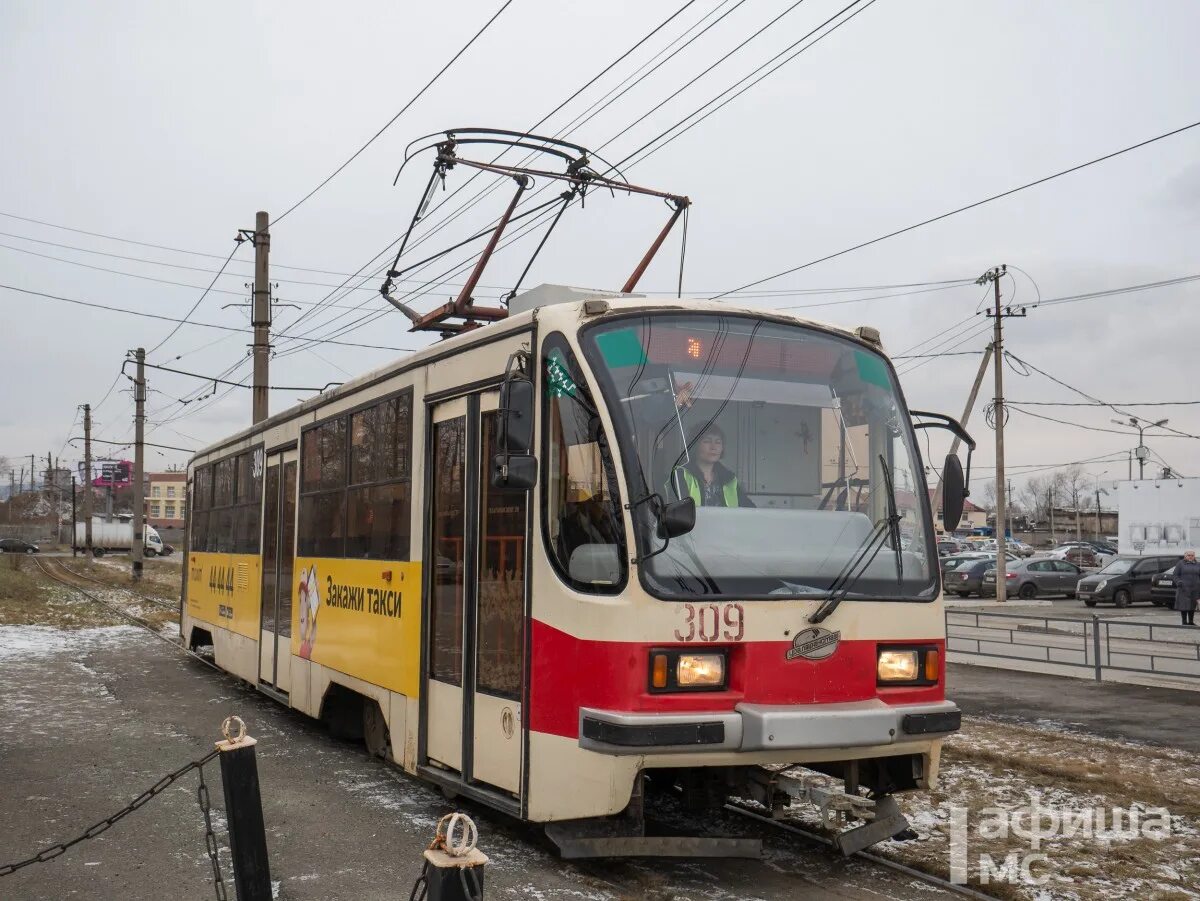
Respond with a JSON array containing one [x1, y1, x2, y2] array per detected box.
[[0, 748, 220, 880], [197, 766, 229, 901]]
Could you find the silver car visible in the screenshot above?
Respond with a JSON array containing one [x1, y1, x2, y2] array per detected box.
[[981, 558, 1084, 599]]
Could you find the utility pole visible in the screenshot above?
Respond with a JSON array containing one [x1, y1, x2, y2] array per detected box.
[[83, 403, 93, 554], [29, 454, 35, 492], [932, 343, 993, 531], [71, 477, 77, 557], [132, 348, 146, 582], [979, 265, 1024, 601], [249, 211, 271, 425]]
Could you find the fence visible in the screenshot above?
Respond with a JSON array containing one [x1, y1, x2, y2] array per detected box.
[[946, 609, 1200, 682]]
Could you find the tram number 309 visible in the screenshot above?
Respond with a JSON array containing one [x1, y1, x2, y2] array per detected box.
[[674, 603, 744, 642]]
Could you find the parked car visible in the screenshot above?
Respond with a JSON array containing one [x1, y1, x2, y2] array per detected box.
[[1006, 539, 1035, 557], [982, 558, 1083, 599], [937, 539, 963, 557], [1151, 565, 1178, 607], [1076, 555, 1182, 607], [1048, 545, 1109, 568], [0, 538, 39, 554], [946, 558, 997, 598]]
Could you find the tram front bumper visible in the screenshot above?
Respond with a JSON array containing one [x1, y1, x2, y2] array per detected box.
[[579, 699, 960, 755]]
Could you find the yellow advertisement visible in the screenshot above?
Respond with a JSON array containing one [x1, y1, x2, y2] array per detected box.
[[187, 552, 263, 640], [292, 557, 423, 696]]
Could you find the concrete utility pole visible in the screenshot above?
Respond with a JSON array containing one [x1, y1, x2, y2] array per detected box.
[[83, 403, 93, 554], [132, 348, 146, 582], [979, 264, 1025, 602], [250, 211, 271, 425], [932, 343, 994, 530]]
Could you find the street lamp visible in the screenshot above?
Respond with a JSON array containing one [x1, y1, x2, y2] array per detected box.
[[1111, 417, 1168, 480]]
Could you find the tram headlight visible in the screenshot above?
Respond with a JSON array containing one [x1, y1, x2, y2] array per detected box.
[[877, 650, 919, 682], [677, 653, 725, 687], [876, 646, 940, 686], [649, 649, 728, 691]]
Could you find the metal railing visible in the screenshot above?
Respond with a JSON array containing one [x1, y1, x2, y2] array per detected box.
[[946, 609, 1200, 682]]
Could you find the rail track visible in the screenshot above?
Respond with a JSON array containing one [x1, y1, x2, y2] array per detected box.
[[721, 802, 994, 900], [31, 556, 220, 674], [41, 557, 178, 611], [27, 555, 988, 899]]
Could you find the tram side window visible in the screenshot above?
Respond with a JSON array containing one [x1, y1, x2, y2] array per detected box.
[[542, 336, 626, 592], [346, 393, 413, 560], [300, 418, 348, 557], [190, 464, 212, 552], [299, 393, 413, 561], [194, 450, 263, 555]]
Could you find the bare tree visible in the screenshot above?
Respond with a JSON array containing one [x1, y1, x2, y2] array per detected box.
[[980, 479, 997, 513], [1061, 465, 1088, 540]]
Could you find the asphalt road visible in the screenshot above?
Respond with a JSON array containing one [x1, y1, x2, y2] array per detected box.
[[0, 624, 957, 901], [947, 662, 1200, 753]]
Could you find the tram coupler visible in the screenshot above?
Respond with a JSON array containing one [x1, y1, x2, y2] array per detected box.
[[746, 768, 911, 856]]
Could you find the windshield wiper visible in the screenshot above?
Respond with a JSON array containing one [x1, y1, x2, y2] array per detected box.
[[879, 454, 903, 587], [809, 457, 904, 624]]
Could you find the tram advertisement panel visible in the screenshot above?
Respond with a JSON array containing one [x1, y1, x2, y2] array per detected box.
[[292, 557, 422, 695], [188, 552, 262, 640]]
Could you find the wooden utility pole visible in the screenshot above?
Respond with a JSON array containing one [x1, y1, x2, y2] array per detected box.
[[979, 265, 1025, 601], [132, 348, 146, 582], [932, 343, 993, 529], [83, 403, 93, 554], [251, 211, 271, 425]]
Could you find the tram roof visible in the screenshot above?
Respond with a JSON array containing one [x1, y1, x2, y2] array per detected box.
[[189, 286, 869, 462]]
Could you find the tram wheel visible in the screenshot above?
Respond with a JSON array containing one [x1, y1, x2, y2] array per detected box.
[[363, 700, 391, 760]]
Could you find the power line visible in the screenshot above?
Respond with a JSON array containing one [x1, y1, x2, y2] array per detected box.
[[146, 240, 243, 358], [776, 279, 974, 310], [276, 0, 706, 338], [270, 0, 513, 226], [0, 283, 417, 351], [1006, 399, 1200, 407], [713, 117, 1200, 299], [617, 0, 879, 171], [284, 0, 875, 351], [141, 361, 326, 393]]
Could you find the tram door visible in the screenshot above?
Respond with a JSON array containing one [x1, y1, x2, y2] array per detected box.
[[425, 392, 528, 797], [259, 450, 298, 693]]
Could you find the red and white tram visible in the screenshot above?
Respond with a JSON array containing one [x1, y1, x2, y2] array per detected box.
[[183, 287, 974, 857]]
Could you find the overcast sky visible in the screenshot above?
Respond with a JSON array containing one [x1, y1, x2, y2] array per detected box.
[[3, 0, 1199, 497]]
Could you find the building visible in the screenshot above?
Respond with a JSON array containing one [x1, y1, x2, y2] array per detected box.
[[145, 472, 187, 530], [928, 489, 987, 534]]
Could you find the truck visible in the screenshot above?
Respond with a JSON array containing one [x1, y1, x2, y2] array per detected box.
[[73, 519, 167, 557], [1116, 478, 1200, 556]]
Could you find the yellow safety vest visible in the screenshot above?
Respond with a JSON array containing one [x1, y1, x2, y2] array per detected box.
[[671, 468, 741, 507]]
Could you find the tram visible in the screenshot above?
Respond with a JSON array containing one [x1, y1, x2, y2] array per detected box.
[[182, 131, 975, 857]]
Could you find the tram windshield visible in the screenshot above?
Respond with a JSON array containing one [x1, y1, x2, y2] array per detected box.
[[582, 313, 938, 600]]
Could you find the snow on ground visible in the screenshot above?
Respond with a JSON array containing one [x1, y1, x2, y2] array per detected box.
[[0, 623, 140, 659], [769, 715, 1200, 899]]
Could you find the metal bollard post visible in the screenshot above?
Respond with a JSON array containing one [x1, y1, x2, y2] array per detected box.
[[1092, 614, 1103, 682], [216, 716, 272, 901], [423, 814, 487, 901]]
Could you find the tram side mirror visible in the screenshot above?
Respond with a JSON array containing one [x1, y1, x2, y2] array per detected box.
[[492, 453, 538, 492], [499, 377, 535, 455], [658, 497, 696, 539], [942, 454, 966, 533]]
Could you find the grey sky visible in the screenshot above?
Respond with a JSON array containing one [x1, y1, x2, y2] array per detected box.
[[2, 0, 1198, 493]]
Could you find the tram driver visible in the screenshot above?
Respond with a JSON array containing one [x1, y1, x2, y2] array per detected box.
[[666, 422, 755, 508]]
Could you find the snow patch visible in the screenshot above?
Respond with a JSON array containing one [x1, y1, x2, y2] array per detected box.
[[0, 624, 140, 659]]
